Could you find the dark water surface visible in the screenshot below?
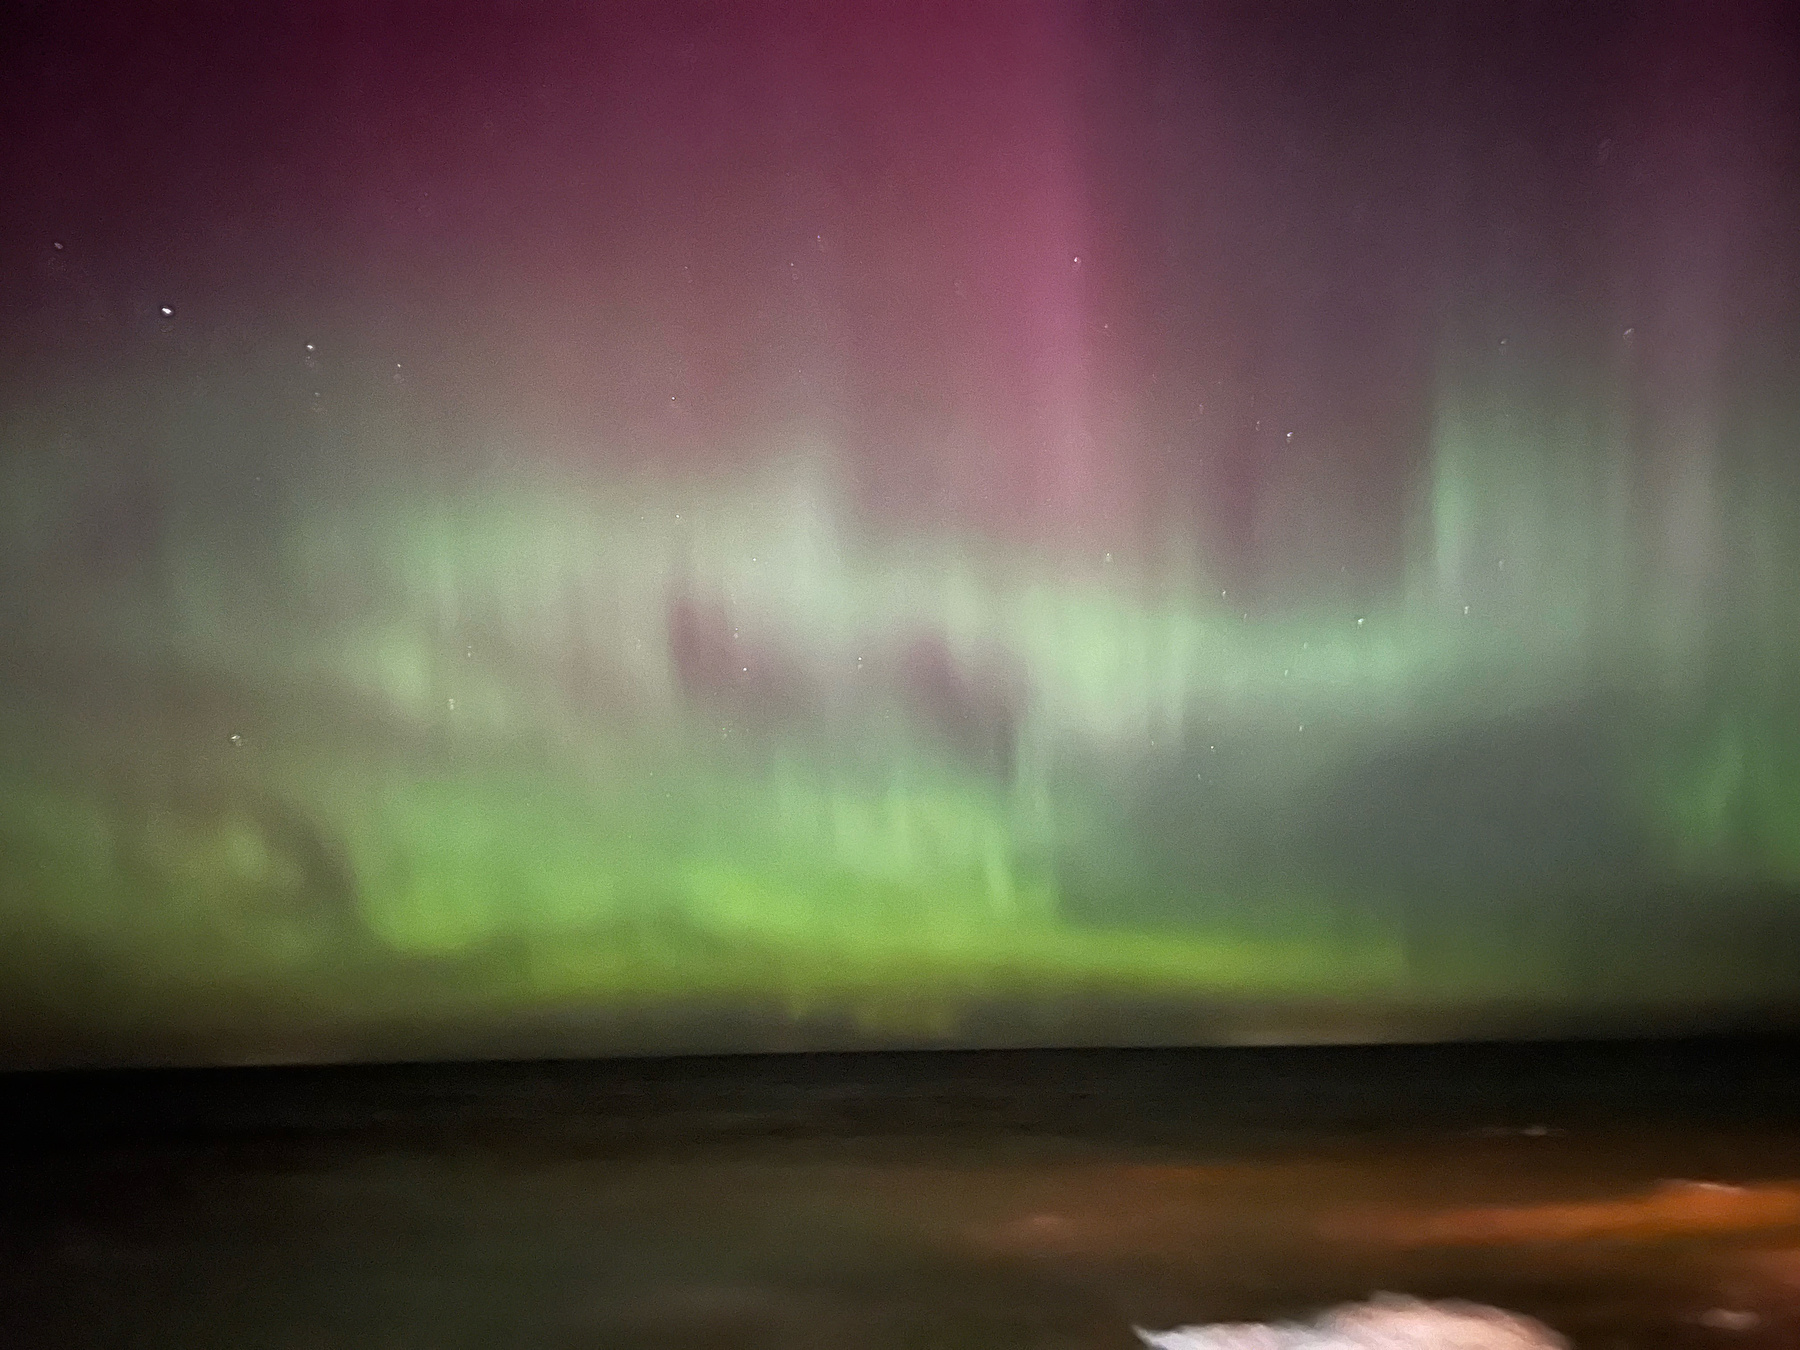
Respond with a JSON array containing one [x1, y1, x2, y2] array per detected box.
[[5, 1039, 1800, 1348]]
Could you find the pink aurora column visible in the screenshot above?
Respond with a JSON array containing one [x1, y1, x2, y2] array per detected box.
[[1620, 7, 1779, 679], [819, 3, 1124, 550], [959, 5, 1114, 545]]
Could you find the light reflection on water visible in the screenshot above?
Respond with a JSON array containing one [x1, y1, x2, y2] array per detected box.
[[13, 1120, 1800, 1346]]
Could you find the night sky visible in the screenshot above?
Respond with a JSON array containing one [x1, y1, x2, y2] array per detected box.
[[2, 2, 1799, 1064]]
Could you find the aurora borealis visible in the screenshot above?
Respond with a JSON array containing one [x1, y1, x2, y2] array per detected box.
[[2, 1, 1799, 1063]]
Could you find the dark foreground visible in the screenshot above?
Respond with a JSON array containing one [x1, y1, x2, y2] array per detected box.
[[5, 1038, 1800, 1348]]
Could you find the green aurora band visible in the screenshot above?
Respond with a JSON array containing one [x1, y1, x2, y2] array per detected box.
[[2, 372, 1799, 1063]]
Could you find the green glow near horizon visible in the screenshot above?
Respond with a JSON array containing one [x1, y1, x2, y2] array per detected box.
[[3, 392, 1800, 1056]]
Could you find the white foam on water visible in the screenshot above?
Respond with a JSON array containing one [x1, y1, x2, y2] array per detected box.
[[1135, 1294, 1567, 1350]]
